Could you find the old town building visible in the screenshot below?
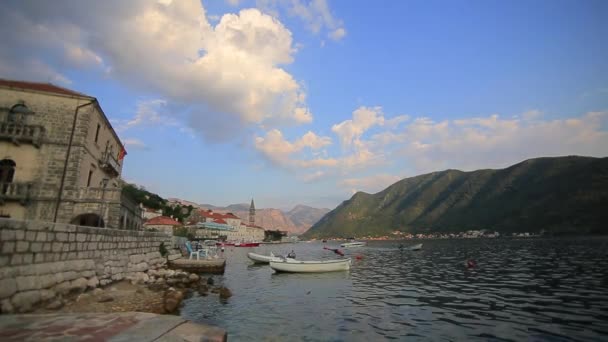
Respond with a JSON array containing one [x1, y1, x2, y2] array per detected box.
[[0, 79, 142, 229]]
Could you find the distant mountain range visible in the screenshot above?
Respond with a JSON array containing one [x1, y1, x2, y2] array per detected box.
[[200, 203, 330, 235], [302, 156, 608, 238]]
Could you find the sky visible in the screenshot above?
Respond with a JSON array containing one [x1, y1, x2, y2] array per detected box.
[[1, 0, 607, 210]]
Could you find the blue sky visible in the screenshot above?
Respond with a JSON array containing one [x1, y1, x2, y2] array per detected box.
[[1, 0, 607, 209]]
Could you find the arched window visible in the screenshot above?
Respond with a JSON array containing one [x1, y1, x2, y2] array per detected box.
[[0, 159, 16, 194], [8, 104, 33, 123]]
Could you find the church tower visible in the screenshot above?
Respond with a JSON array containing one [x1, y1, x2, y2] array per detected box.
[[249, 198, 255, 226]]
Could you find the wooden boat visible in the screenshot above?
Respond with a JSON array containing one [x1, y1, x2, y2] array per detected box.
[[235, 242, 260, 247], [216, 242, 235, 247], [340, 241, 366, 248], [247, 252, 282, 264], [269, 258, 351, 273]]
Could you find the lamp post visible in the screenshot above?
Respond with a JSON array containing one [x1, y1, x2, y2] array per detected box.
[[98, 178, 109, 227]]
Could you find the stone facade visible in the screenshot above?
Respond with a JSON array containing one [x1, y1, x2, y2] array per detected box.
[[0, 218, 175, 313], [0, 80, 142, 229]]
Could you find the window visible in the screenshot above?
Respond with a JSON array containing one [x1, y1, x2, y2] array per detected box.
[[8, 103, 32, 123], [0, 159, 16, 194], [94, 124, 101, 143], [87, 170, 94, 187]]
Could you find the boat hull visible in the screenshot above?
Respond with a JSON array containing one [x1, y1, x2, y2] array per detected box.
[[340, 242, 366, 248], [269, 258, 351, 273], [236, 242, 260, 247], [247, 252, 282, 264]]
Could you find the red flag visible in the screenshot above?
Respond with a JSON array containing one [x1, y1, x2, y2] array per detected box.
[[118, 147, 127, 161]]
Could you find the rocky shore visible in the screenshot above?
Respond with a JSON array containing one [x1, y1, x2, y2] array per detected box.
[[28, 268, 231, 316]]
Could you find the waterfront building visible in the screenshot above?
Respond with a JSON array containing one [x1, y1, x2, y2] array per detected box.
[[143, 207, 163, 221], [190, 209, 265, 242], [143, 215, 181, 235], [0, 79, 142, 229]]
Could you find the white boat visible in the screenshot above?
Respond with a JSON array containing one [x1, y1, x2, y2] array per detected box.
[[340, 241, 366, 248], [409, 243, 423, 251], [269, 258, 351, 273], [247, 252, 282, 264]]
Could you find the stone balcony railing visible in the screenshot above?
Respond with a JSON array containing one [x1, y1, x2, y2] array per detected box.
[[100, 152, 121, 175], [0, 182, 34, 204], [62, 186, 122, 203], [0, 121, 45, 147]]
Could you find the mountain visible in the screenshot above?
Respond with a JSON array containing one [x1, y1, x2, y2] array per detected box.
[[200, 203, 329, 235], [287, 205, 331, 234], [303, 156, 608, 238]]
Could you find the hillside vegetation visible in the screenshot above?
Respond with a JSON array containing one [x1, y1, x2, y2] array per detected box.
[[303, 156, 608, 238]]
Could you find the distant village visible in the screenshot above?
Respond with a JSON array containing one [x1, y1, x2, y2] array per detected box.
[[315, 230, 540, 241]]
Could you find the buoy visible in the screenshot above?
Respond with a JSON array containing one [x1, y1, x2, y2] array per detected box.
[[466, 259, 477, 269], [355, 255, 363, 260]]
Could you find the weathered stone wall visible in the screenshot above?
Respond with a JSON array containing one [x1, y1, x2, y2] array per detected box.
[[0, 218, 174, 313]]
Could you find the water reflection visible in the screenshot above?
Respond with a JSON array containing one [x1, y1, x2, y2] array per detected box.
[[181, 238, 608, 341]]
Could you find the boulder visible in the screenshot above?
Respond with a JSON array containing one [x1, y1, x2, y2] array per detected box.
[[97, 294, 114, 303], [87, 276, 99, 289], [1, 298, 14, 313], [70, 278, 88, 293], [163, 288, 184, 314], [218, 287, 232, 299], [206, 277, 214, 285], [92, 288, 104, 296], [197, 284, 209, 296], [45, 299, 64, 310], [11, 290, 41, 313], [188, 274, 200, 282]]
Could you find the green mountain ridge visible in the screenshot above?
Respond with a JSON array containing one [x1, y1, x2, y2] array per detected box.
[[302, 156, 608, 238]]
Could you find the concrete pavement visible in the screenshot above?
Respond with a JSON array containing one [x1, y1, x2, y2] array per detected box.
[[0, 312, 226, 341]]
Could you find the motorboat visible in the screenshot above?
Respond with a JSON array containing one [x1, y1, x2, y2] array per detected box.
[[409, 243, 423, 251], [269, 258, 351, 273], [247, 252, 282, 264], [340, 241, 366, 248]]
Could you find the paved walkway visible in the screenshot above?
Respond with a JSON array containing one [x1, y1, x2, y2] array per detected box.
[[0, 312, 226, 341]]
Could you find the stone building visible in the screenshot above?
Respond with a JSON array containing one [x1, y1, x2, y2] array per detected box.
[[0, 79, 142, 229]]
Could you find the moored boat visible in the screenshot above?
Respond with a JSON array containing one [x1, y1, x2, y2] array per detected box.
[[340, 241, 366, 248], [409, 243, 423, 251], [235, 242, 260, 247], [247, 252, 282, 264], [269, 258, 351, 273]]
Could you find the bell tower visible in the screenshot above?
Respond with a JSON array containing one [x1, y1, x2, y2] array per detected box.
[[249, 198, 255, 226]]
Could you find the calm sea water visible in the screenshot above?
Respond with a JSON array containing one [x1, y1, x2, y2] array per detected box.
[[181, 238, 608, 341]]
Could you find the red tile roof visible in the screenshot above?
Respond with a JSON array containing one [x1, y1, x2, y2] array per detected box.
[[145, 216, 182, 226], [0, 79, 91, 98], [213, 218, 227, 224]]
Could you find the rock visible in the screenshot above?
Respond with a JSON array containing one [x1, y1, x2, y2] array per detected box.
[[206, 277, 214, 285], [45, 299, 64, 310], [39, 289, 56, 302], [166, 270, 175, 278], [197, 284, 209, 296], [76, 293, 91, 303], [100, 279, 112, 286], [11, 290, 41, 313], [53, 281, 72, 296], [218, 287, 232, 299], [188, 274, 200, 282], [163, 288, 184, 314], [92, 288, 104, 296], [70, 278, 88, 293], [87, 276, 99, 289], [97, 294, 114, 303], [1, 298, 14, 313], [0, 278, 17, 300], [166, 278, 178, 286]]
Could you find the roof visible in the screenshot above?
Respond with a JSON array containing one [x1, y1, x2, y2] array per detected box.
[[198, 209, 241, 221], [0, 79, 92, 98], [144, 216, 182, 226], [213, 218, 227, 224]]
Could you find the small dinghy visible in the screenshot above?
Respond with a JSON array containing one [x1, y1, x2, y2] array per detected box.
[[269, 258, 351, 273], [340, 241, 366, 248], [247, 252, 282, 264], [399, 243, 423, 251]]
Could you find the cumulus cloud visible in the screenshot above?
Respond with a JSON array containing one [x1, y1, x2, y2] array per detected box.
[[254, 129, 335, 168], [0, 0, 312, 140], [332, 106, 385, 147], [328, 27, 346, 41], [389, 111, 608, 173], [115, 99, 179, 132]]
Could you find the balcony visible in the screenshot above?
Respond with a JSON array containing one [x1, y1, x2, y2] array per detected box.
[[0, 182, 34, 205], [0, 122, 45, 147], [100, 152, 121, 175]]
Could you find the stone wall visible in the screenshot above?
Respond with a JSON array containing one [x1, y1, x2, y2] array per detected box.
[[0, 218, 176, 313]]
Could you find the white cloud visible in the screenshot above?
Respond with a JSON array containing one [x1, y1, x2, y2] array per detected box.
[[332, 106, 384, 147], [254, 129, 335, 168], [0, 0, 312, 140], [328, 27, 346, 41], [226, 0, 241, 6], [123, 138, 147, 149], [115, 99, 179, 132]]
